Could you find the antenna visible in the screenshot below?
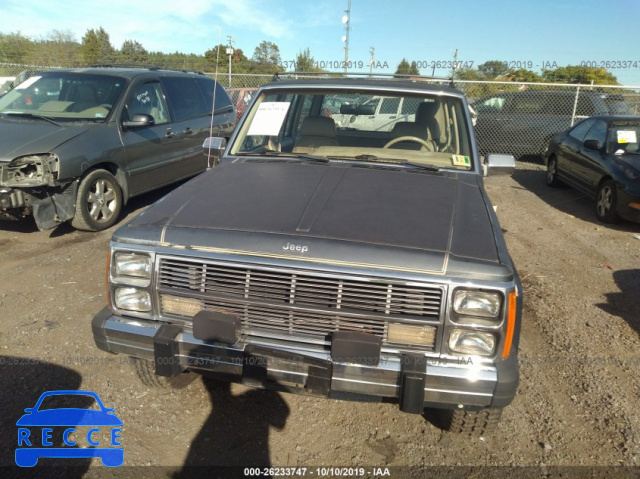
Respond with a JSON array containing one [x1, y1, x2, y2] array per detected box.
[[207, 28, 222, 169]]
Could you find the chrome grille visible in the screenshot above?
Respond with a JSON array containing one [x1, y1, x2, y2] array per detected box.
[[157, 257, 443, 344]]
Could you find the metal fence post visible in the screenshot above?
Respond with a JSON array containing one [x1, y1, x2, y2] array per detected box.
[[570, 84, 580, 126]]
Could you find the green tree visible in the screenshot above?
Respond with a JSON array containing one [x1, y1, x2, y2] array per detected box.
[[296, 48, 323, 72], [541, 65, 618, 85], [81, 27, 115, 65], [120, 39, 148, 64], [0, 32, 34, 64], [394, 58, 419, 76], [477, 60, 511, 80], [250, 41, 281, 73], [506, 68, 543, 82], [454, 66, 483, 81]]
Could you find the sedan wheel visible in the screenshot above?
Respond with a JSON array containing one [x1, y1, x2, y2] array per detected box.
[[595, 180, 619, 223], [546, 157, 562, 187]]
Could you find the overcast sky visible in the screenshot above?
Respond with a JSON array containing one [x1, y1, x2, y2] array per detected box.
[[1, 0, 639, 85]]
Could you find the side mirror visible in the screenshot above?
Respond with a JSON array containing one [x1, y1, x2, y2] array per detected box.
[[483, 153, 515, 177], [583, 139, 602, 151], [339, 104, 356, 115], [354, 104, 376, 116], [203, 136, 227, 166], [122, 113, 155, 128]]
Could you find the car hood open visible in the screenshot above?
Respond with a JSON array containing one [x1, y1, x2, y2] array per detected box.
[[118, 160, 507, 279], [0, 117, 87, 161]]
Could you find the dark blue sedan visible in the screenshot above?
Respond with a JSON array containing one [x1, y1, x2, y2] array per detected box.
[[543, 115, 640, 223]]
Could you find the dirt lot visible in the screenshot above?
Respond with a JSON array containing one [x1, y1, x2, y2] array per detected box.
[[1, 162, 639, 477]]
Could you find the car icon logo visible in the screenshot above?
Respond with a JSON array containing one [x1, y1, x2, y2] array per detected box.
[[15, 390, 123, 467]]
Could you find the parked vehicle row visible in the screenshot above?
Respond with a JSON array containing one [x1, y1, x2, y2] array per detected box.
[[474, 90, 633, 159], [0, 67, 236, 231], [543, 115, 640, 223]]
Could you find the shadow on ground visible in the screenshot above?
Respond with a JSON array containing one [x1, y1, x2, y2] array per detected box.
[[510, 166, 640, 233], [173, 378, 290, 475], [0, 357, 91, 475]]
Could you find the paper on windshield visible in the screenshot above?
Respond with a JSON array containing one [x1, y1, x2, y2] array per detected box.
[[247, 102, 291, 136], [616, 130, 637, 144], [15, 76, 41, 89]]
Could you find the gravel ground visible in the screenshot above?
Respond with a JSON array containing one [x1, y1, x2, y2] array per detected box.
[[1, 162, 639, 477]]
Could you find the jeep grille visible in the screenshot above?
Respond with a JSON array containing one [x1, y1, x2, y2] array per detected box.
[[157, 257, 443, 347]]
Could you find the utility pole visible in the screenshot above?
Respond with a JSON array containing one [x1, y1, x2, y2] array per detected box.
[[226, 35, 234, 87], [369, 47, 375, 77], [342, 0, 351, 75]]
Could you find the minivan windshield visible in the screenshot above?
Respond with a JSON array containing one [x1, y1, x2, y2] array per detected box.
[[230, 89, 474, 170], [0, 72, 126, 121]]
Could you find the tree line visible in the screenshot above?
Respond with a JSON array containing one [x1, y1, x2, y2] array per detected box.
[[1, 29, 622, 88], [0, 28, 292, 75], [395, 57, 619, 85]]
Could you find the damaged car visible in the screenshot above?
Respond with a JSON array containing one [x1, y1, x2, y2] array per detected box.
[[0, 67, 235, 231], [93, 76, 522, 435]]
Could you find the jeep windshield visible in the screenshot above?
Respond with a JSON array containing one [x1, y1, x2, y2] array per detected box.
[[0, 72, 126, 121], [230, 89, 474, 170]]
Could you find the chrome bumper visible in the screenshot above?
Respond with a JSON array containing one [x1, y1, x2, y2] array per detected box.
[[92, 308, 498, 409]]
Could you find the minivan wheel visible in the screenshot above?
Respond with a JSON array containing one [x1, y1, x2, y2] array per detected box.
[[595, 180, 620, 223], [546, 157, 562, 187], [71, 169, 123, 231]]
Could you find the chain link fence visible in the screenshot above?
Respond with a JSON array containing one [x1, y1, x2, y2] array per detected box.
[[3, 62, 639, 160]]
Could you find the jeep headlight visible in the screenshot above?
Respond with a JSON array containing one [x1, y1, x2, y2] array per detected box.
[[449, 329, 496, 356], [113, 252, 152, 286], [453, 290, 502, 318], [114, 287, 151, 312]]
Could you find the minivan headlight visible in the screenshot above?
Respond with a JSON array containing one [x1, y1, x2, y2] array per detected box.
[[453, 290, 501, 318]]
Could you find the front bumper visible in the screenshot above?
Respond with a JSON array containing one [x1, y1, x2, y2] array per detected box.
[[616, 186, 640, 223], [93, 308, 517, 411]]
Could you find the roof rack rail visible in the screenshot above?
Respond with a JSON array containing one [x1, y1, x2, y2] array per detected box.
[[272, 71, 455, 86], [88, 64, 207, 75]]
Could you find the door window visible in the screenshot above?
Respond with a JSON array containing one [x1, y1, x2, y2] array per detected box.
[[123, 81, 169, 125], [569, 118, 596, 141]]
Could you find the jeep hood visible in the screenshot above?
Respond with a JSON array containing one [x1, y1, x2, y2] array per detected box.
[[119, 160, 506, 279], [0, 116, 87, 161]]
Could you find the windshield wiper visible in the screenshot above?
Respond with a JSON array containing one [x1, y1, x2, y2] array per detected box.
[[242, 150, 330, 163], [331, 154, 440, 172], [2, 112, 61, 126]]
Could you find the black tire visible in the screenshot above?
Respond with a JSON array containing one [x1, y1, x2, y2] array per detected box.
[[71, 169, 123, 231], [546, 156, 562, 187], [595, 180, 620, 223], [133, 358, 198, 390], [441, 407, 503, 436]]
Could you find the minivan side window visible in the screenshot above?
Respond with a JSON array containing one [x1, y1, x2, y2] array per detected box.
[[194, 78, 232, 114], [160, 77, 209, 121], [476, 96, 506, 113], [122, 81, 169, 125]]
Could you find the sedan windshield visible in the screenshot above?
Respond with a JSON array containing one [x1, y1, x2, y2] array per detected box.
[[230, 89, 474, 170], [0, 72, 126, 121], [609, 121, 640, 155]]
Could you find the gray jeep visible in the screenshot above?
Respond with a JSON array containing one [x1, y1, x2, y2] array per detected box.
[[92, 75, 522, 435]]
